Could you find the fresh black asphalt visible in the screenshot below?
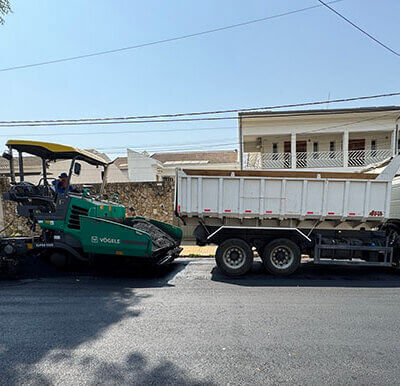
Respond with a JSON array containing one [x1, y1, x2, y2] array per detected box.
[[1, 258, 400, 385]]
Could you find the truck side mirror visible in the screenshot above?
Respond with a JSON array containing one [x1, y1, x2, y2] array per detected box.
[[74, 162, 82, 176]]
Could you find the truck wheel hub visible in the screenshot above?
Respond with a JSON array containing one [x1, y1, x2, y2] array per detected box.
[[270, 246, 293, 269], [223, 247, 245, 269]]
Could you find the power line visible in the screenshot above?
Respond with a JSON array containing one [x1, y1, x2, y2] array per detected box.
[[0, 0, 344, 73], [91, 113, 396, 153], [1, 91, 399, 128], [1, 113, 392, 157], [0, 126, 236, 138], [98, 139, 236, 151], [317, 0, 400, 58], [105, 144, 238, 155]]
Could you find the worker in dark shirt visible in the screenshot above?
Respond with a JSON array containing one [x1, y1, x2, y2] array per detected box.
[[52, 172, 74, 194]]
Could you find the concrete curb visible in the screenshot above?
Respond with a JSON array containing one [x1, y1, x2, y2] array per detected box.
[[180, 245, 216, 257]]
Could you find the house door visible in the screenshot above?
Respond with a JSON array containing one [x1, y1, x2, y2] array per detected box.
[[348, 139, 365, 166], [296, 141, 307, 168], [283, 141, 307, 167], [296, 141, 307, 152]]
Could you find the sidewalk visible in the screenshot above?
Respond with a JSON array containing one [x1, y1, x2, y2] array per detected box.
[[181, 245, 217, 257]]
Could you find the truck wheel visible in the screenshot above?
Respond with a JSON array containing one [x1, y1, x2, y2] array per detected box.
[[262, 239, 301, 276], [215, 238, 253, 276]]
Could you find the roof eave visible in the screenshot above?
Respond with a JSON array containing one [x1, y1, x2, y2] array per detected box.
[[238, 105, 400, 118]]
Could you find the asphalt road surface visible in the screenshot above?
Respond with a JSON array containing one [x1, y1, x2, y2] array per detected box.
[[1, 257, 400, 385]]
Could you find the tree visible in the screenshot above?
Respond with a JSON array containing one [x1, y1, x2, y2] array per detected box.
[[0, 0, 11, 24]]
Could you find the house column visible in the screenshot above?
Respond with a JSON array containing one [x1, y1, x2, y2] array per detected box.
[[391, 129, 397, 155], [291, 133, 296, 169], [239, 116, 243, 170], [343, 130, 349, 167]]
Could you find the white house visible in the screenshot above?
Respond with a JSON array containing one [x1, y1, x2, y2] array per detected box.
[[239, 106, 400, 171]]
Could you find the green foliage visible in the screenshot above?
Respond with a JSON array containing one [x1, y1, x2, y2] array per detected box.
[[0, 0, 11, 24]]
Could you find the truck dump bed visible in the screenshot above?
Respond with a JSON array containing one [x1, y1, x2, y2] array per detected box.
[[176, 168, 395, 225]]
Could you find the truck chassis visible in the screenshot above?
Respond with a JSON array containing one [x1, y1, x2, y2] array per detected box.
[[193, 224, 400, 276]]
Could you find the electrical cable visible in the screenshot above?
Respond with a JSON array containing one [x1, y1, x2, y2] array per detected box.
[[0, 126, 236, 138], [317, 0, 400, 57], [90, 112, 398, 153], [0, 0, 344, 72], [0, 112, 394, 156], [0, 91, 399, 128]]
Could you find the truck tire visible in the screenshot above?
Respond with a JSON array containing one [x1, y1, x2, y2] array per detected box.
[[262, 238, 301, 276], [215, 238, 253, 276]]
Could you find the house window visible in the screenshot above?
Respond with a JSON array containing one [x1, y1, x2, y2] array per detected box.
[[313, 142, 319, 159], [272, 143, 278, 160], [329, 141, 335, 158], [371, 140, 376, 157]]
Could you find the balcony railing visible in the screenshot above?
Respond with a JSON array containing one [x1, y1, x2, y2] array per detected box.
[[245, 149, 392, 169]]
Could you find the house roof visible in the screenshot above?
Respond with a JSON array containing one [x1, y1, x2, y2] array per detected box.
[[238, 105, 400, 118], [151, 150, 238, 164], [114, 156, 128, 170], [85, 149, 111, 163], [0, 155, 43, 175], [0, 155, 42, 169]]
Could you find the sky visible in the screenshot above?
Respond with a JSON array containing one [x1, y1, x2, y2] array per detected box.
[[0, 0, 399, 159]]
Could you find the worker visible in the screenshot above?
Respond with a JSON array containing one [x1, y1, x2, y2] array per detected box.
[[52, 172, 74, 194]]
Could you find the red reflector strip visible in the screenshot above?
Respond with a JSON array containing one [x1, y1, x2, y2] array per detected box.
[[265, 210, 272, 214], [204, 209, 211, 212], [349, 212, 356, 215], [328, 212, 335, 215], [307, 211, 314, 214], [224, 209, 231, 213], [245, 210, 252, 213]]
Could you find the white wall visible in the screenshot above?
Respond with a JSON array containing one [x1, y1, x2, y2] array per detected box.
[[127, 149, 162, 182]]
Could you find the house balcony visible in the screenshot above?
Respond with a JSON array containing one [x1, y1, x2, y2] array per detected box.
[[245, 149, 393, 170]]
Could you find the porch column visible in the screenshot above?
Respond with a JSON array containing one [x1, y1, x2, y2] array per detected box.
[[343, 131, 349, 167], [391, 129, 397, 155], [291, 133, 296, 169], [239, 116, 243, 170]]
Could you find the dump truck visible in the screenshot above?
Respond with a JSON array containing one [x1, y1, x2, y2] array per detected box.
[[175, 155, 400, 276], [0, 140, 182, 277]]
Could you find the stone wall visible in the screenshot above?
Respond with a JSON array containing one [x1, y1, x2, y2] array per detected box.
[[0, 177, 32, 236], [79, 178, 175, 223], [0, 177, 176, 237]]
